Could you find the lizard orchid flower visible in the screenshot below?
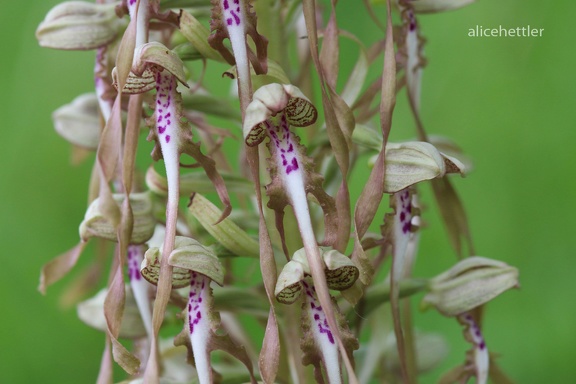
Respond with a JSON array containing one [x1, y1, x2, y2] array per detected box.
[[275, 248, 359, 384], [141, 236, 255, 384]]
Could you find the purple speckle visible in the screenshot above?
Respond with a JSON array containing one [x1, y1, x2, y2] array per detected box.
[[230, 10, 240, 25], [158, 126, 166, 134], [127, 246, 142, 281], [400, 212, 406, 222], [402, 222, 411, 234], [227, 18, 232, 26], [223, 0, 229, 9], [197, 312, 202, 319], [314, 314, 320, 320], [285, 157, 299, 174], [318, 323, 335, 344], [165, 135, 171, 143]]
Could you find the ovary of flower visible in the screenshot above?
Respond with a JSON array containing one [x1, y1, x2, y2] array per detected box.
[[128, 244, 153, 338], [187, 272, 212, 384], [460, 313, 489, 384], [302, 278, 341, 384]]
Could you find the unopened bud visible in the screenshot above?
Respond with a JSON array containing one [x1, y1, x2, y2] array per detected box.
[[421, 256, 519, 316], [79, 193, 155, 244], [36, 1, 123, 50], [52, 93, 100, 149], [77, 286, 146, 338]]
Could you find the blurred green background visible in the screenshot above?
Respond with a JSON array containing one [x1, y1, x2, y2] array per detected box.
[[1, 0, 575, 382]]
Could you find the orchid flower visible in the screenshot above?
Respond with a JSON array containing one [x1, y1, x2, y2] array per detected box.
[[422, 256, 519, 383], [275, 248, 359, 383], [141, 236, 256, 384], [242, 84, 346, 353]]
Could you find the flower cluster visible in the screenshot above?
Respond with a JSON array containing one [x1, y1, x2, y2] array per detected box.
[[37, 1, 518, 383]]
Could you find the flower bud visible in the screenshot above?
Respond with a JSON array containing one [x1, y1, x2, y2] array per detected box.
[[52, 93, 100, 149], [36, 1, 123, 50], [421, 256, 519, 316], [141, 236, 224, 288], [77, 286, 146, 339], [383, 332, 449, 374], [79, 193, 155, 244], [381, 141, 466, 193]]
